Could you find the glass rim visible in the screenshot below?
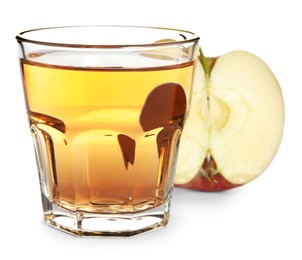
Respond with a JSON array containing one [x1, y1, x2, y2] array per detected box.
[[16, 25, 200, 48]]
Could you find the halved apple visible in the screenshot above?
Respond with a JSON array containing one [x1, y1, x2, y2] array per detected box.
[[175, 50, 285, 191]]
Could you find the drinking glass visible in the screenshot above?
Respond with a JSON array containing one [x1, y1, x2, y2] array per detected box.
[[16, 25, 199, 236]]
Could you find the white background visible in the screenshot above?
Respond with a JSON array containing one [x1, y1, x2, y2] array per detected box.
[[1, 0, 301, 259]]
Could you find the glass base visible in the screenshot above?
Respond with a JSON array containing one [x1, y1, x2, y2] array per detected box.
[[43, 199, 171, 237]]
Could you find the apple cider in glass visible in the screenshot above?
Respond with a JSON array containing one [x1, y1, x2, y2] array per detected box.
[[17, 26, 198, 236], [22, 53, 193, 213]]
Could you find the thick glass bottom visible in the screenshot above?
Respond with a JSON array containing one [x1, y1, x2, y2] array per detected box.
[[43, 198, 171, 237]]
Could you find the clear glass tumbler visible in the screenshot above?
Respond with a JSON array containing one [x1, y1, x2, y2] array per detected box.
[[16, 26, 199, 237]]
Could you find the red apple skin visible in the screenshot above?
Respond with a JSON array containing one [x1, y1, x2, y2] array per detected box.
[[175, 173, 241, 192], [175, 155, 241, 192]]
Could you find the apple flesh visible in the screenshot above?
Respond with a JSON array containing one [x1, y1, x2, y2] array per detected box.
[[175, 50, 285, 191]]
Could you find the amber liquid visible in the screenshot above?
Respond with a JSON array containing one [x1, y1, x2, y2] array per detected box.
[[21, 52, 194, 213]]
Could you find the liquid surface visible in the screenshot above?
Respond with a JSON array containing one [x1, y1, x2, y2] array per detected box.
[[22, 51, 194, 213]]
